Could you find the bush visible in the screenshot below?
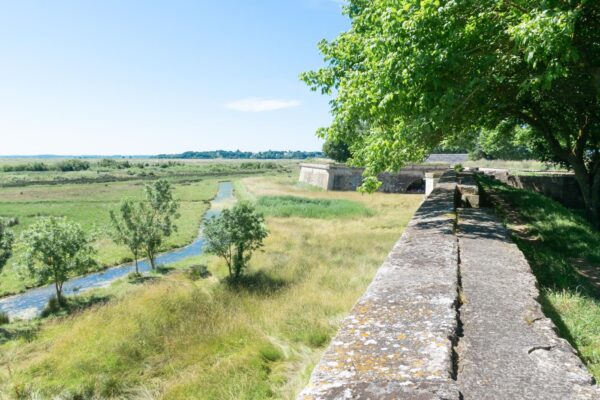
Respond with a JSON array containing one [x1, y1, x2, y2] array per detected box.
[[41, 295, 67, 317], [0, 312, 9, 325], [2, 162, 49, 172], [54, 159, 91, 172], [0, 216, 19, 227], [188, 265, 210, 280]]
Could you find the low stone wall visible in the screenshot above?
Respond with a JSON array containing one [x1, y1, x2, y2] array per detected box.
[[298, 171, 461, 399], [479, 168, 585, 209]]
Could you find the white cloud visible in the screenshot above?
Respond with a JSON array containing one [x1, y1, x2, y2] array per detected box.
[[225, 98, 301, 112]]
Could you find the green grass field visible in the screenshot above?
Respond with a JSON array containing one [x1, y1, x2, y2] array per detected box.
[[479, 175, 600, 379], [0, 158, 296, 186], [0, 175, 423, 399], [0, 179, 219, 296], [256, 195, 374, 219], [0, 160, 295, 297]]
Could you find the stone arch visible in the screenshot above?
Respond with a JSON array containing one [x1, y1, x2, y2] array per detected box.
[[406, 178, 425, 193]]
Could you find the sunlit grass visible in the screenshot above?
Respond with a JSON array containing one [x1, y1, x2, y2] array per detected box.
[[0, 176, 423, 399], [256, 195, 374, 219], [0, 180, 218, 296]]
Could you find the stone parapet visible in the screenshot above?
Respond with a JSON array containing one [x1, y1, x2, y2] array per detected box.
[[298, 171, 460, 400]]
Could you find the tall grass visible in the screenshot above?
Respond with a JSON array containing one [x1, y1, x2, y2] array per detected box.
[[0, 176, 423, 399], [479, 175, 600, 379], [256, 195, 374, 219]]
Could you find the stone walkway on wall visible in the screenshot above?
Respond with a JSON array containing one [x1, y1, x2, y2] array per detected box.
[[298, 172, 600, 400], [456, 209, 598, 399]]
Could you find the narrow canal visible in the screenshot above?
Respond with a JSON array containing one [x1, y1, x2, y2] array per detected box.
[[0, 181, 234, 320]]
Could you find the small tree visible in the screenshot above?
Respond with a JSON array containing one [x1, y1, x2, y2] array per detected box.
[[0, 221, 14, 271], [203, 202, 268, 280], [20, 217, 95, 302], [139, 180, 180, 270], [110, 200, 145, 274]]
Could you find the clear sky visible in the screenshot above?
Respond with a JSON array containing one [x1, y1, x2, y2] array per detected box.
[[0, 1, 349, 155]]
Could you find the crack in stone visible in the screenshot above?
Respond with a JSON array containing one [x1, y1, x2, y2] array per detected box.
[[528, 345, 556, 355]]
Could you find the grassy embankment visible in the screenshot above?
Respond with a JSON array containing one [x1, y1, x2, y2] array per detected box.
[[479, 175, 600, 379], [0, 175, 423, 399]]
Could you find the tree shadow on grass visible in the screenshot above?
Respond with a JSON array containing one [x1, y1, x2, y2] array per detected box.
[[0, 321, 40, 344], [41, 293, 112, 318], [222, 271, 289, 296]]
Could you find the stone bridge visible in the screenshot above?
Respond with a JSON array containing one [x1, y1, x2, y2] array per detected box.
[[298, 163, 448, 193], [298, 171, 599, 399]]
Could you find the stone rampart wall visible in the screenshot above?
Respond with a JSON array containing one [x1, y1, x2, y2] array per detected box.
[[298, 163, 448, 193], [480, 168, 585, 209], [298, 171, 461, 399], [298, 170, 599, 399]]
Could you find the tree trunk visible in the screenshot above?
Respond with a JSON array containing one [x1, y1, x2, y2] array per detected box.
[[234, 243, 244, 279], [572, 160, 600, 227], [134, 258, 139, 274], [54, 280, 64, 306], [149, 254, 156, 270]]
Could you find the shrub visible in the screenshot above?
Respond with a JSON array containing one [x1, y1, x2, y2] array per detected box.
[[188, 265, 210, 280], [54, 159, 91, 172], [0, 217, 19, 227], [2, 162, 49, 172], [41, 295, 66, 317], [0, 312, 9, 325]]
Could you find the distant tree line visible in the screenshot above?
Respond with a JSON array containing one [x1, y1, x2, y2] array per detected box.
[[155, 150, 323, 160]]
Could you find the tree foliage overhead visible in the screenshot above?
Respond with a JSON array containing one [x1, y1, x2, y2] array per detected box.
[[302, 0, 600, 222]]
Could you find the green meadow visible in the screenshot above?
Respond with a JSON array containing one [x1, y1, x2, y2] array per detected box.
[[0, 173, 423, 399], [0, 159, 294, 296]]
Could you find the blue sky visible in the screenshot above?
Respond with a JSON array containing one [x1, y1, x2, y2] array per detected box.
[[0, 1, 349, 155]]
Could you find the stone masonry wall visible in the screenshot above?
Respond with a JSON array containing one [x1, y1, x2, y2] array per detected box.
[[480, 168, 585, 209], [298, 171, 461, 399], [298, 171, 599, 399]]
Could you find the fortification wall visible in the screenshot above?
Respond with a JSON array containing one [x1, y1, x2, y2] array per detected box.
[[480, 168, 585, 209], [298, 171, 599, 399], [298, 163, 448, 193], [298, 171, 461, 399]]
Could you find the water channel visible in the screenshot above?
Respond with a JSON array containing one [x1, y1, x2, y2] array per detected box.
[[0, 181, 234, 320]]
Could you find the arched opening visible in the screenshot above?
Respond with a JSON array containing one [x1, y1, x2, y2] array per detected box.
[[406, 178, 425, 193]]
